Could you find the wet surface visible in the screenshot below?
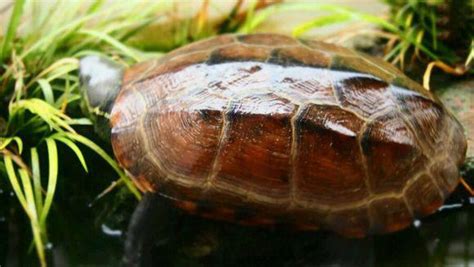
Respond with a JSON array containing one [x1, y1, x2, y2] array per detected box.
[[1, 144, 473, 267], [111, 40, 466, 238]]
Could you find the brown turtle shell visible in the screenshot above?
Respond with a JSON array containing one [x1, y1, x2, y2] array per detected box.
[[110, 33, 467, 237]]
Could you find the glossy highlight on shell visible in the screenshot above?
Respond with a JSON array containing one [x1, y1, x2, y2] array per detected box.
[[110, 33, 467, 237]]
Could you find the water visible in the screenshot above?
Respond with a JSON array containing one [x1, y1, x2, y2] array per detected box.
[[0, 142, 473, 266]]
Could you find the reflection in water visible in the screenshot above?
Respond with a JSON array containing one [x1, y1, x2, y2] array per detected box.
[[2, 184, 474, 266], [117, 184, 474, 266], [1, 155, 473, 266], [101, 224, 123, 237]]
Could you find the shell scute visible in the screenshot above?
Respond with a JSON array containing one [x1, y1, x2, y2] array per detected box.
[[392, 76, 432, 98], [325, 206, 370, 238], [301, 39, 355, 57], [166, 34, 235, 59], [361, 112, 426, 195], [145, 95, 226, 181], [404, 174, 444, 218], [277, 68, 336, 105], [330, 54, 398, 83], [430, 161, 459, 196], [237, 33, 298, 46], [150, 50, 211, 79], [127, 156, 162, 192], [213, 93, 296, 200], [394, 88, 446, 154], [359, 53, 405, 77], [208, 43, 271, 64], [268, 46, 331, 68], [333, 75, 394, 118], [294, 104, 368, 205], [123, 60, 159, 86], [369, 197, 412, 233]]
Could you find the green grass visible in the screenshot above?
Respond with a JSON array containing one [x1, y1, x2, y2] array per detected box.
[[239, 1, 472, 72], [383, 0, 473, 70], [0, 1, 170, 265], [0, 1, 471, 266]]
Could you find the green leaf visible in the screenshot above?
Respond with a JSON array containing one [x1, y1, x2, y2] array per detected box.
[[3, 154, 29, 213], [18, 168, 46, 267], [0, 161, 5, 176], [18, 168, 38, 222], [67, 118, 93, 125], [10, 98, 76, 133], [78, 29, 144, 62], [64, 132, 141, 200], [0, 137, 23, 154], [0, 0, 25, 60], [37, 79, 55, 105], [39, 138, 58, 227], [53, 135, 88, 172], [55, 94, 82, 107], [239, 0, 259, 34], [238, 2, 399, 34], [293, 14, 351, 37], [20, 12, 96, 59], [30, 147, 44, 213], [466, 41, 474, 67]]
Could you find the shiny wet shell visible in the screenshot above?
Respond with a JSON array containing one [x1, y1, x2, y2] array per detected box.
[[110, 34, 467, 237]]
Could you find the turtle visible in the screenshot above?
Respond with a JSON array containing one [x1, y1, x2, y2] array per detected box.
[[78, 33, 467, 240]]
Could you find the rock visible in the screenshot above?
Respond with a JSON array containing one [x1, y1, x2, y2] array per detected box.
[[438, 78, 474, 170]]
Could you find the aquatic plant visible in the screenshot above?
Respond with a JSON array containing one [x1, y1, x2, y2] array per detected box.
[[0, 1, 164, 265], [241, 1, 473, 86]]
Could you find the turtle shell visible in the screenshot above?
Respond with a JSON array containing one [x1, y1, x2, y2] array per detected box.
[[110, 34, 467, 237]]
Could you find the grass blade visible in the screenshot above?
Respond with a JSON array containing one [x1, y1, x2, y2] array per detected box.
[[30, 147, 44, 213], [18, 168, 46, 267], [0, 137, 23, 153], [64, 132, 141, 200], [466, 41, 473, 67], [78, 29, 143, 62], [66, 118, 93, 126], [11, 99, 77, 133], [0, 0, 25, 60], [3, 154, 29, 213], [20, 12, 95, 59], [293, 14, 351, 37], [53, 135, 88, 172], [37, 79, 55, 105], [39, 138, 58, 227], [238, 2, 399, 34]]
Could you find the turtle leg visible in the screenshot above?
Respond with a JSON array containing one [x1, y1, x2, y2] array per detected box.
[[122, 193, 176, 267]]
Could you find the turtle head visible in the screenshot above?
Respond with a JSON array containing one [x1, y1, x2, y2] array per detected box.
[[79, 56, 124, 141]]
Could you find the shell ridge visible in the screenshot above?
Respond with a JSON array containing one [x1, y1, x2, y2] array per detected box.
[[134, 87, 202, 188], [328, 71, 370, 122], [356, 118, 376, 230], [204, 100, 235, 190], [387, 85, 446, 199], [289, 104, 306, 208]]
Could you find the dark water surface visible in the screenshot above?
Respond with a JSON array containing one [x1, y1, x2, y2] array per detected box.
[[1, 140, 474, 267]]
